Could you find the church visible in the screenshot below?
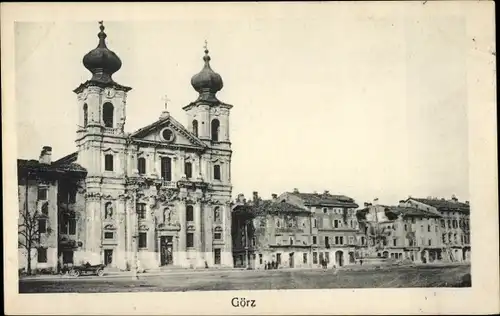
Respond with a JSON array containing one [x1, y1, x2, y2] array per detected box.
[[17, 22, 234, 272]]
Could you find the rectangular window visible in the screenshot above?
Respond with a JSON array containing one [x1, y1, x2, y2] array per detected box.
[[161, 157, 172, 181], [137, 158, 146, 174], [136, 203, 146, 219], [313, 219, 317, 228], [428, 225, 431, 232], [138, 232, 147, 248], [104, 154, 114, 171], [428, 239, 432, 246], [259, 254, 263, 264], [340, 236, 344, 244], [313, 252, 318, 264], [186, 205, 194, 221], [38, 219, 47, 234], [184, 162, 192, 179], [186, 233, 194, 247], [335, 236, 339, 244], [325, 236, 329, 246], [325, 252, 330, 263], [214, 232, 222, 240], [312, 236, 317, 244], [276, 253, 281, 265], [37, 247, 47, 263], [68, 217, 76, 235], [68, 188, 77, 204], [393, 239, 397, 246], [303, 253, 308, 264], [334, 220, 339, 228], [214, 165, 221, 180], [37, 187, 48, 200], [104, 232, 114, 239]]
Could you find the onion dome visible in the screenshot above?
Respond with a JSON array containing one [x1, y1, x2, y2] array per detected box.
[[82, 21, 122, 84], [191, 43, 223, 102]]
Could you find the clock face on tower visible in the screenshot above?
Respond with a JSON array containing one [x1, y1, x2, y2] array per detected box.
[[104, 87, 116, 98]]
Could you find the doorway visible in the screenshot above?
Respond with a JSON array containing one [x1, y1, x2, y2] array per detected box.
[[104, 249, 113, 266], [335, 250, 344, 267], [214, 248, 221, 265], [160, 236, 173, 266], [289, 252, 294, 268], [62, 250, 74, 264]]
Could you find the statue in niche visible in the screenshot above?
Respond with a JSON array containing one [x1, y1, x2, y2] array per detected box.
[[104, 202, 113, 219], [162, 208, 170, 224], [214, 207, 221, 223]]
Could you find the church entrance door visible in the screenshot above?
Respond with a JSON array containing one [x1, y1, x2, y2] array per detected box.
[[160, 236, 173, 266]]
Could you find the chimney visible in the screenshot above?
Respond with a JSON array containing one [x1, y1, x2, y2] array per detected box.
[[373, 198, 379, 205], [364, 202, 370, 208], [451, 194, 458, 202], [293, 188, 299, 193], [252, 191, 259, 202], [271, 193, 278, 201], [466, 201, 469, 205], [39, 146, 52, 164], [398, 200, 405, 207], [237, 193, 245, 203], [323, 190, 330, 195]]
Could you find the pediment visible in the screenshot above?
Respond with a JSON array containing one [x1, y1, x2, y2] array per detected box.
[[131, 115, 206, 149]]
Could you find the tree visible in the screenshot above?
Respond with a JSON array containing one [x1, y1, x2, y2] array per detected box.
[[18, 186, 52, 275]]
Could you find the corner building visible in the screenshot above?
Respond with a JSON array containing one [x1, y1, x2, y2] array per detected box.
[[61, 23, 233, 270]]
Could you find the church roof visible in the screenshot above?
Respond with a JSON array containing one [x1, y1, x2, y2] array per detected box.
[[130, 113, 207, 149]]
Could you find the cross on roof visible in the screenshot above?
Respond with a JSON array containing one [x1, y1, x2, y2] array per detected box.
[[162, 94, 171, 110], [204, 40, 208, 51]]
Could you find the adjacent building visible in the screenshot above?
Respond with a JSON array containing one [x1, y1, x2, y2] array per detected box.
[[18, 147, 87, 274], [357, 195, 470, 264], [232, 189, 361, 270], [18, 22, 234, 271]]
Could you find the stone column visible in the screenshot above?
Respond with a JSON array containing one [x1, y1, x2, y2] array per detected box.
[[194, 201, 203, 267], [177, 200, 187, 267], [222, 203, 234, 267], [203, 203, 214, 266], [85, 193, 102, 264], [115, 196, 127, 270]]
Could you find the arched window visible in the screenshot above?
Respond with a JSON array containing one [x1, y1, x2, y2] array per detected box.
[[211, 119, 220, 141], [103, 102, 114, 128], [186, 205, 194, 222], [105, 154, 114, 171], [137, 157, 146, 174], [192, 120, 198, 137], [83, 103, 88, 127]]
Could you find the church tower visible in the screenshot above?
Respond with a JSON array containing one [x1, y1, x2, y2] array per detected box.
[[73, 22, 132, 177], [184, 45, 232, 151], [72, 22, 132, 265]]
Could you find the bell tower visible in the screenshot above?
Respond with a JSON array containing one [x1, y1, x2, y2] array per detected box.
[[73, 22, 132, 177], [183, 43, 232, 150]]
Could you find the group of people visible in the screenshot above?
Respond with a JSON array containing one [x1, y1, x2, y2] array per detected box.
[[264, 261, 279, 270]]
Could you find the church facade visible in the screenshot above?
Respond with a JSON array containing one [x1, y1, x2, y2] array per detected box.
[[18, 22, 234, 271]]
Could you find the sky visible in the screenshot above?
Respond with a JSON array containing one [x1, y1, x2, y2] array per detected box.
[[14, 7, 471, 206]]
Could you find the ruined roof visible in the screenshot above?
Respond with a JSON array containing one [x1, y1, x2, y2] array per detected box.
[[410, 198, 470, 213], [233, 199, 309, 217], [386, 206, 442, 218], [18, 159, 87, 177], [287, 192, 358, 208]]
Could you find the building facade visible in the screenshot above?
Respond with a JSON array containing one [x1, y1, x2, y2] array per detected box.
[[18, 147, 87, 274], [232, 192, 317, 269], [357, 196, 470, 264], [403, 196, 471, 262], [229, 189, 362, 268], [18, 22, 234, 271]]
